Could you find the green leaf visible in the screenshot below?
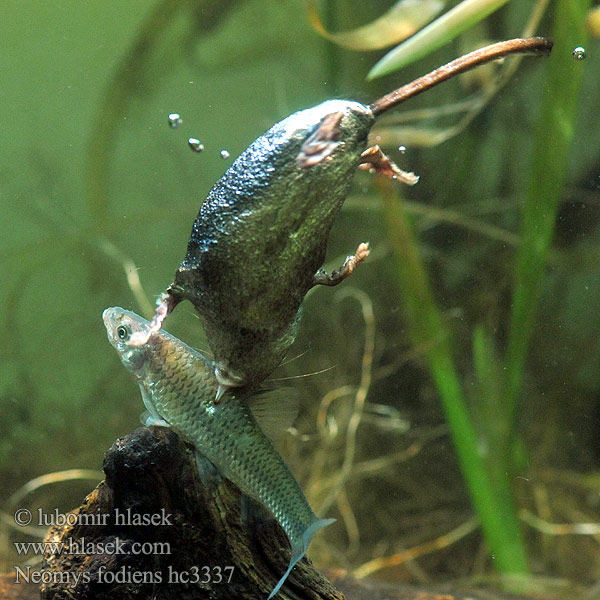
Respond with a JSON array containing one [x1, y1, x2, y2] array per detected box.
[[368, 0, 512, 79], [306, 0, 444, 51]]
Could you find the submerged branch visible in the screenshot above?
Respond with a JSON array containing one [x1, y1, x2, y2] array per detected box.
[[40, 427, 340, 600]]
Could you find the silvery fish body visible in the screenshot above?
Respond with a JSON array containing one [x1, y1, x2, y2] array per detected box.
[[103, 307, 334, 598]]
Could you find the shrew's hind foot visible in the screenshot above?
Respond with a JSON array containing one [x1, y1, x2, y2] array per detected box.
[[214, 366, 245, 403], [313, 242, 370, 287], [358, 144, 419, 185], [129, 292, 180, 346]]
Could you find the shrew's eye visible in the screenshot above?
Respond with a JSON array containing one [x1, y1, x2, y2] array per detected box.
[[117, 325, 130, 341]]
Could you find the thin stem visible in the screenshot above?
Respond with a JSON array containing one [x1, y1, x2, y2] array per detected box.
[[370, 37, 552, 116]]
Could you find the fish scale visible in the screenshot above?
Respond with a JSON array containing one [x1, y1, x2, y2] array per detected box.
[[103, 307, 334, 598]]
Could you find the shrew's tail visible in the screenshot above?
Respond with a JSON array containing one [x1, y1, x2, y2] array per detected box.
[[267, 517, 336, 599]]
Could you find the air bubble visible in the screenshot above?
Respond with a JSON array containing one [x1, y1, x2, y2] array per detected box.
[[168, 113, 183, 128], [572, 47, 586, 60], [188, 138, 204, 153], [220, 150, 230, 159]]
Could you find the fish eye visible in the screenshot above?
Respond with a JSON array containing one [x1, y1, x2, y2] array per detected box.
[[117, 325, 130, 341]]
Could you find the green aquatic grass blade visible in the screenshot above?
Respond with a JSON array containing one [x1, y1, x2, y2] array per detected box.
[[473, 325, 516, 467], [473, 325, 504, 424], [368, 0, 511, 79], [505, 0, 592, 433], [380, 184, 528, 573], [305, 0, 444, 51]]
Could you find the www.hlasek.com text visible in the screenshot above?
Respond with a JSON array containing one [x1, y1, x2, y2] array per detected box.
[[14, 537, 171, 557]]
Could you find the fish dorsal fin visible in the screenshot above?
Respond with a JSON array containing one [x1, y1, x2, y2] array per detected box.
[[245, 388, 300, 444]]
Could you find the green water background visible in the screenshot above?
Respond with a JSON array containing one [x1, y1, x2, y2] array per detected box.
[[2, 0, 600, 587]]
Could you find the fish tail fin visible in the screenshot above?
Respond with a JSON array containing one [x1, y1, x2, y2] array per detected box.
[[267, 517, 335, 599], [302, 517, 336, 551]]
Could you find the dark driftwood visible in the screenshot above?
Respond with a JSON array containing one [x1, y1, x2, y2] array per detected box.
[[29, 427, 543, 600], [39, 427, 341, 600]]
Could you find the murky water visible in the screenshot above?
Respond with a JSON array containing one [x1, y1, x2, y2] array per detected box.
[[2, 0, 600, 594]]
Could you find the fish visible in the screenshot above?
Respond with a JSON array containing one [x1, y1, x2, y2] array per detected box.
[[103, 306, 334, 598]]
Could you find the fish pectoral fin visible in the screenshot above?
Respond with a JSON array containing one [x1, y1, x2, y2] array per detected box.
[[245, 388, 300, 444], [268, 517, 335, 599], [240, 494, 272, 531], [139, 384, 169, 427], [140, 411, 171, 427], [194, 449, 222, 484]]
